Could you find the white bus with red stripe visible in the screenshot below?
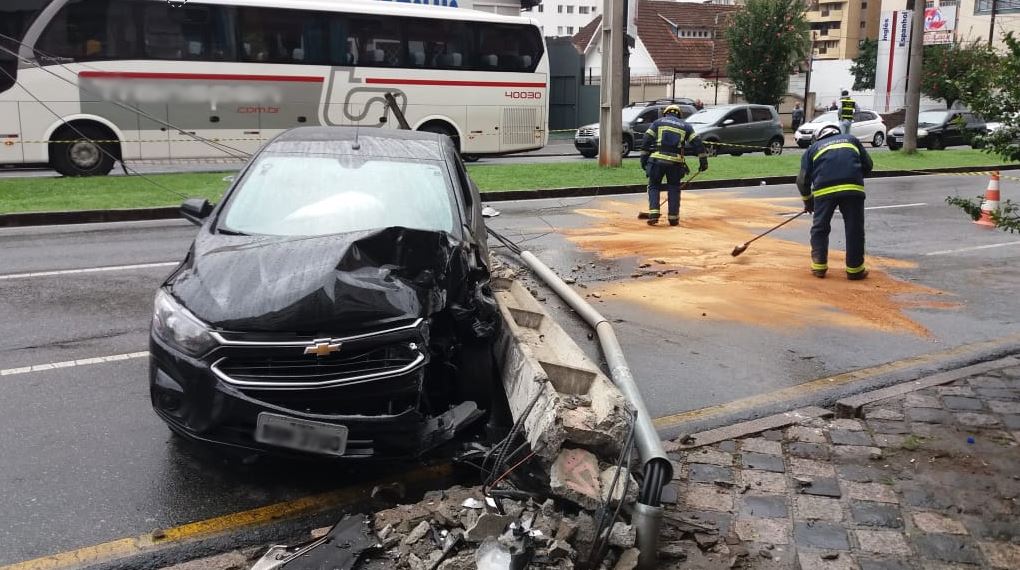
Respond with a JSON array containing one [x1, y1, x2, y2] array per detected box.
[[0, 0, 548, 175]]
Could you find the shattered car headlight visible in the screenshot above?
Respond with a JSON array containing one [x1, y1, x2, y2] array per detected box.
[[152, 289, 217, 357]]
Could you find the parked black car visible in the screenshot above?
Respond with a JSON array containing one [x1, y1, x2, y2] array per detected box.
[[573, 99, 697, 158], [149, 127, 499, 460], [887, 109, 987, 150]]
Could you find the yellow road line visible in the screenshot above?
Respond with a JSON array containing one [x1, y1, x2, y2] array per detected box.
[[0, 463, 451, 570], [653, 334, 1020, 429]]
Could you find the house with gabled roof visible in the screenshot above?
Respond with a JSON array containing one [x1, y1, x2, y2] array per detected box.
[[571, 0, 740, 102]]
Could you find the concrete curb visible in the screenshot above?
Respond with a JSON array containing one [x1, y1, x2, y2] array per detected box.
[[834, 355, 1020, 418], [655, 336, 1020, 444], [2, 164, 1017, 228]]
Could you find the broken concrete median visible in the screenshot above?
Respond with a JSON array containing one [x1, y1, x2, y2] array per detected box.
[[243, 277, 648, 569]]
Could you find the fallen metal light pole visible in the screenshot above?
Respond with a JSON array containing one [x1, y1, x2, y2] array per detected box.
[[518, 250, 673, 569]]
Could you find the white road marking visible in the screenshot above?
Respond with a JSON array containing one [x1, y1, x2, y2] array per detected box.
[[925, 241, 1020, 256], [865, 202, 927, 210], [0, 261, 178, 281], [0, 351, 149, 377]]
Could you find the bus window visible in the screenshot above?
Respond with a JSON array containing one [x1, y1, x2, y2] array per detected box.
[[237, 7, 327, 65], [141, 3, 235, 62], [475, 23, 542, 72], [347, 16, 403, 68], [35, 0, 139, 61], [1, 0, 47, 93], [404, 19, 471, 69]]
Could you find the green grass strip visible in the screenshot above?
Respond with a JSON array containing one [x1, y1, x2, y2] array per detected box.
[[0, 149, 1014, 214]]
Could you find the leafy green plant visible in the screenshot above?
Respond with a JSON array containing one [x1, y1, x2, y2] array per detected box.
[[850, 38, 877, 91], [725, 0, 811, 107], [922, 42, 1000, 109], [945, 195, 986, 221]]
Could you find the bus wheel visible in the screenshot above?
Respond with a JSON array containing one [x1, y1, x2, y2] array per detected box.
[[461, 154, 480, 162], [418, 122, 461, 152], [49, 125, 117, 177]]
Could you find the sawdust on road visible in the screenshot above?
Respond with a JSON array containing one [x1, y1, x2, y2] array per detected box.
[[565, 194, 955, 337]]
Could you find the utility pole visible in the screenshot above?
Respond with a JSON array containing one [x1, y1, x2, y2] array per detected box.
[[598, 0, 624, 166], [988, 0, 998, 47], [902, 2, 925, 153], [803, 54, 814, 122]]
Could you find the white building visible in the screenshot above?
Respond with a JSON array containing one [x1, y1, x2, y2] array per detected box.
[[522, 1, 602, 37]]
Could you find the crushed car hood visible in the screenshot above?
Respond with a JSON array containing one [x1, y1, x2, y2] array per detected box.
[[167, 226, 494, 334]]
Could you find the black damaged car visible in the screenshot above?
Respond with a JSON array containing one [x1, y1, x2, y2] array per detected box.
[[149, 127, 499, 459]]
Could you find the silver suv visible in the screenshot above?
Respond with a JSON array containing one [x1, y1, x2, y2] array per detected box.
[[685, 104, 785, 156], [574, 100, 697, 158]]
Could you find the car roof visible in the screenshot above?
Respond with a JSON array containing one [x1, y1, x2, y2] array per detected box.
[[265, 127, 452, 161]]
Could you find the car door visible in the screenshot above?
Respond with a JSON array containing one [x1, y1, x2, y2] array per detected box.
[[749, 107, 775, 147], [631, 107, 659, 138], [943, 112, 964, 146], [719, 108, 751, 151]]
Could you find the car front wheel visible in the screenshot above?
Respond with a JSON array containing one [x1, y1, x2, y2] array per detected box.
[[928, 135, 945, 150], [765, 137, 784, 156], [872, 132, 885, 148]]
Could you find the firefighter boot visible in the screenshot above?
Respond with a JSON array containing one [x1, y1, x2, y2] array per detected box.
[[646, 210, 660, 226]]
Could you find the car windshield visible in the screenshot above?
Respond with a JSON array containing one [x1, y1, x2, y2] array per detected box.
[[686, 107, 731, 125], [622, 107, 645, 122], [918, 111, 949, 126], [810, 112, 838, 123], [220, 154, 456, 237]]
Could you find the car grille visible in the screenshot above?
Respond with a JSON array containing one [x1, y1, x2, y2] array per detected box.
[[212, 341, 426, 389], [577, 128, 596, 137]]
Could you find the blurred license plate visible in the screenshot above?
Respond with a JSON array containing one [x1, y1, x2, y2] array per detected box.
[[576, 137, 591, 143], [255, 413, 348, 456]]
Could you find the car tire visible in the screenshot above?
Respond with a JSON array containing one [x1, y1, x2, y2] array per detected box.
[[765, 137, 784, 156], [49, 124, 117, 177], [928, 135, 945, 150], [888, 140, 901, 151], [704, 140, 719, 157], [872, 132, 885, 148], [732, 152, 743, 157], [797, 141, 810, 149], [621, 137, 632, 158], [579, 150, 597, 158]]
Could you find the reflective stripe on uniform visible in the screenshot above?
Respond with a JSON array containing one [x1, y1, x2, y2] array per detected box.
[[650, 125, 687, 163], [812, 142, 859, 162], [846, 264, 867, 274], [811, 262, 829, 271], [813, 183, 864, 198]]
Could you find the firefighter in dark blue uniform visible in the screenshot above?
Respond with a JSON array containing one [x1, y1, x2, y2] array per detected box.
[[640, 105, 708, 226], [797, 125, 873, 280]]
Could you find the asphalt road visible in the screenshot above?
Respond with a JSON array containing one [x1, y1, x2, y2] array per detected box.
[[1, 175, 1018, 565]]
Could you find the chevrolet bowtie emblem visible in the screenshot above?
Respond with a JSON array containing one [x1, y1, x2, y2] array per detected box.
[[304, 339, 342, 357]]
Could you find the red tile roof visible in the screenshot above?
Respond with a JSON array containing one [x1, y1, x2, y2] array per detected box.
[[572, 15, 602, 53], [572, 0, 738, 76]]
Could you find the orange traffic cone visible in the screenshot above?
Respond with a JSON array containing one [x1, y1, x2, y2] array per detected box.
[[975, 171, 1000, 228]]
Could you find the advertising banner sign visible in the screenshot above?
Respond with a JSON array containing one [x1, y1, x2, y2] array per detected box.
[[874, 10, 912, 112]]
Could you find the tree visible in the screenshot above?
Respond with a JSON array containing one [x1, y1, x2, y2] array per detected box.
[[952, 32, 1020, 163], [850, 38, 877, 91], [921, 41, 999, 109], [944, 33, 1020, 232], [726, 0, 811, 107]]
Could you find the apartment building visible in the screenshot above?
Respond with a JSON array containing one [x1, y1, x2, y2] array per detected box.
[[522, 0, 602, 37], [807, 0, 882, 59]]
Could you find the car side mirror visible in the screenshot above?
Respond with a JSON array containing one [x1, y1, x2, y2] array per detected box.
[[722, 119, 734, 126], [181, 198, 213, 226]]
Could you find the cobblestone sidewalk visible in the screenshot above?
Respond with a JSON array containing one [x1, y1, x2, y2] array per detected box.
[[663, 360, 1020, 569]]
